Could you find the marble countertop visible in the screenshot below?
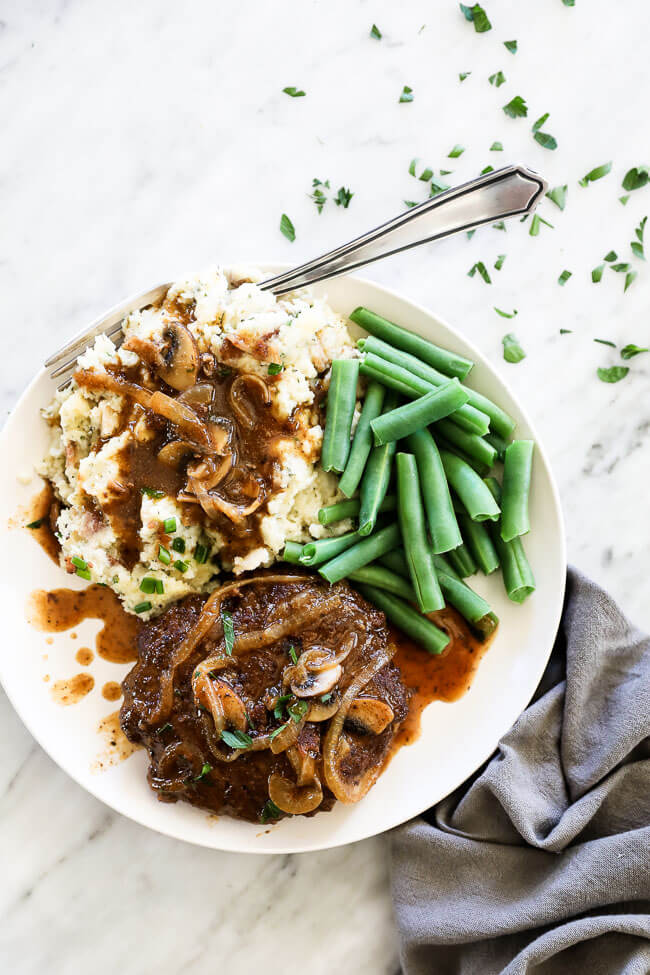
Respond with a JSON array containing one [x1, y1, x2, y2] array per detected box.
[[1, 0, 649, 971]]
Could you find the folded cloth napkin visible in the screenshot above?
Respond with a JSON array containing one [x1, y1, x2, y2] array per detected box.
[[391, 568, 650, 975]]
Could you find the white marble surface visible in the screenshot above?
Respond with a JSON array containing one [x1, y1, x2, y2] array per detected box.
[[1, 0, 649, 971]]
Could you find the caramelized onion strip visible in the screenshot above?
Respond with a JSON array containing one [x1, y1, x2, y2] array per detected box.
[[228, 374, 271, 429], [148, 391, 210, 446], [74, 368, 153, 408]]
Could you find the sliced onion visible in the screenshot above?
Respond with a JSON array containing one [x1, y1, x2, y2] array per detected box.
[[149, 390, 210, 446], [74, 368, 153, 408], [178, 382, 213, 407], [228, 374, 271, 429], [190, 475, 264, 524], [268, 770, 323, 814], [158, 440, 197, 468]]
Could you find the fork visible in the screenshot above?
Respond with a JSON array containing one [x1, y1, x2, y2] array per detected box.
[[45, 164, 546, 383]]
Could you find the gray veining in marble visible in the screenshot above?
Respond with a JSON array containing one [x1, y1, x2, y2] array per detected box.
[[1, 0, 649, 971]]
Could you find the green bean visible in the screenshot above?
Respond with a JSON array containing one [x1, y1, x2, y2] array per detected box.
[[350, 306, 473, 380], [321, 359, 359, 474], [485, 478, 535, 602], [440, 450, 500, 522], [318, 494, 396, 526], [338, 381, 385, 497], [359, 352, 489, 436], [406, 430, 462, 553], [434, 419, 497, 471], [445, 543, 478, 578], [318, 523, 401, 584], [501, 440, 534, 542], [358, 390, 399, 536], [485, 430, 510, 462], [434, 436, 493, 478], [355, 584, 450, 655], [432, 552, 462, 581], [396, 453, 444, 612], [300, 532, 359, 567], [370, 379, 469, 446], [379, 548, 410, 578], [433, 556, 498, 638], [282, 541, 305, 563], [359, 335, 515, 439], [348, 565, 416, 601], [457, 510, 500, 574]]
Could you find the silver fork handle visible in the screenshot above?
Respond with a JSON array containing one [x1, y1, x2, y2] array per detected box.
[[260, 165, 547, 295]]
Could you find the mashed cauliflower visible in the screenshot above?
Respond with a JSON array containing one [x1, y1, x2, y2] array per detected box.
[[40, 266, 359, 618]]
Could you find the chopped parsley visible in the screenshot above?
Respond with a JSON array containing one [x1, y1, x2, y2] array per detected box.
[[502, 333, 526, 363], [280, 213, 296, 242], [272, 694, 292, 721], [370, 23, 382, 39], [594, 339, 616, 348], [460, 3, 492, 32], [162, 517, 176, 534], [468, 260, 492, 283], [504, 39, 517, 53], [621, 166, 649, 191], [174, 559, 188, 573], [562, 0, 575, 6], [492, 220, 506, 230], [287, 699, 309, 723], [494, 307, 517, 318], [604, 250, 618, 262], [534, 130, 557, 150], [620, 195, 630, 206], [309, 178, 330, 214], [624, 270, 637, 292], [631, 215, 647, 261], [494, 254, 506, 270], [320, 692, 333, 703], [26, 518, 44, 529], [546, 185, 568, 210], [335, 186, 354, 208], [503, 95, 528, 118], [220, 729, 252, 750], [267, 362, 283, 375], [611, 262, 631, 273], [260, 799, 283, 824], [597, 366, 629, 384], [222, 611, 235, 655], [448, 144, 465, 158], [141, 487, 164, 499], [490, 141, 503, 151], [193, 763, 213, 781], [558, 270, 572, 286], [529, 213, 554, 236], [134, 601, 152, 614], [459, 71, 471, 82], [591, 264, 605, 283], [621, 344, 648, 359], [579, 162, 612, 187], [560, 329, 572, 334], [532, 112, 549, 132], [171, 537, 186, 554], [489, 71, 506, 87], [288, 644, 298, 664], [282, 86, 305, 98], [399, 85, 414, 103]]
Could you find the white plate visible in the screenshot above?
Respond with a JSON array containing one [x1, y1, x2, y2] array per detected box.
[[0, 269, 565, 854]]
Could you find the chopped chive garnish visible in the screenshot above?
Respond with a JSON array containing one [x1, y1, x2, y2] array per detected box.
[[260, 799, 283, 823], [502, 333, 526, 363], [222, 611, 235, 655], [597, 366, 629, 384], [419, 167, 434, 182], [468, 260, 492, 283], [502, 95, 528, 118], [134, 601, 152, 614], [621, 344, 648, 359], [621, 166, 649, 191], [162, 517, 176, 534], [158, 723, 173, 734], [494, 307, 517, 318], [194, 543, 208, 564], [594, 339, 616, 348], [171, 537, 186, 554], [158, 545, 171, 565], [448, 144, 465, 158], [288, 645, 298, 664], [466, 229, 476, 239], [193, 762, 213, 781], [546, 185, 568, 210], [494, 253, 506, 270], [430, 177, 450, 196], [269, 723, 288, 739], [76, 568, 92, 581], [71, 556, 87, 570], [370, 23, 382, 39], [562, 0, 575, 6], [155, 579, 164, 595], [321, 692, 333, 703], [488, 71, 505, 87], [399, 85, 414, 103], [490, 141, 503, 151], [267, 362, 283, 375], [141, 487, 164, 499], [280, 213, 296, 242], [26, 518, 44, 529], [492, 220, 506, 230], [282, 86, 305, 98], [592, 264, 605, 283], [481, 165, 495, 175], [529, 214, 554, 236], [578, 162, 612, 187], [560, 329, 572, 334], [504, 39, 517, 53], [221, 729, 252, 750], [140, 577, 157, 594], [558, 270, 572, 286], [174, 560, 189, 573], [287, 699, 309, 723]]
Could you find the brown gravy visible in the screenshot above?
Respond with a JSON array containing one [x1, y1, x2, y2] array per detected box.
[[102, 681, 122, 702], [13, 482, 61, 563], [27, 585, 141, 663], [93, 710, 140, 771], [76, 647, 94, 665], [50, 673, 95, 706]]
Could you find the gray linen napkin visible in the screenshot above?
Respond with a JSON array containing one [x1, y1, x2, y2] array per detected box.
[[391, 568, 650, 975]]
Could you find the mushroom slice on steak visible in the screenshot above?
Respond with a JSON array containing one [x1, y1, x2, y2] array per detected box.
[[156, 323, 200, 391], [346, 698, 394, 735]]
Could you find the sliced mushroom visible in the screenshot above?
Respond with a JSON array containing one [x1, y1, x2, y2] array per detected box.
[[269, 715, 304, 754], [193, 674, 247, 736], [290, 663, 342, 699], [308, 693, 341, 722], [148, 390, 210, 446], [268, 771, 323, 815], [346, 698, 394, 735], [187, 453, 233, 490], [157, 323, 199, 391], [158, 440, 197, 468]]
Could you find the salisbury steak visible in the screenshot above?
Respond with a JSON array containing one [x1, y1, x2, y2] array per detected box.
[[120, 572, 410, 823]]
